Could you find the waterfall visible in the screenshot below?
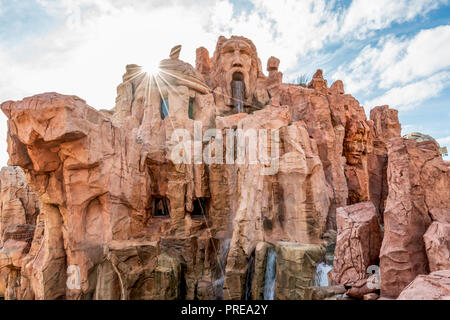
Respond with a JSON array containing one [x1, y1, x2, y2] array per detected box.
[[232, 80, 244, 113], [263, 247, 277, 300], [244, 253, 255, 300], [314, 262, 333, 287], [216, 238, 231, 300]]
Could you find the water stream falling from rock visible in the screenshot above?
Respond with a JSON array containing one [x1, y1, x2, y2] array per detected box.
[[232, 80, 244, 113], [244, 252, 255, 300], [263, 247, 277, 300], [314, 262, 333, 287], [216, 238, 231, 299]]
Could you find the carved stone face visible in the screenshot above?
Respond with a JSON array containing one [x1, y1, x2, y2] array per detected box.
[[219, 39, 252, 100], [210, 36, 260, 108], [344, 119, 370, 165]]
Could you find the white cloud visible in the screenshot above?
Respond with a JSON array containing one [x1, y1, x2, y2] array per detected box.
[[381, 25, 450, 87], [364, 72, 450, 110], [341, 0, 448, 38], [334, 24, 450, 111], [0, 0, 344, 108], [346, 35, 409, 91], [0, 1, 223, 108], [334, 24, 450, 94], [0, 0, 449, 167], [437, 136, 450, 145]]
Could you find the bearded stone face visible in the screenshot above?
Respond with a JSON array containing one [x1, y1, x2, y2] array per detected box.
[[210, 36, 260, 110], [219, 39, 252, 102], [344, 119, 370, 166]]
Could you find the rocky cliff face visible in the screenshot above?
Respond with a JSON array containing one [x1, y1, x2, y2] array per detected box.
[[0, 166, 39, 299], [380, 138, 450, 298], [0, 35, 448, 300]]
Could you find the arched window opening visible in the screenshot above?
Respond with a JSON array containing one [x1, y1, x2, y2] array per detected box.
[[161, 98, 169, 120], [188, 98, 195, 120], [190, 198, 209, 217], [153, 197, 170, 217]]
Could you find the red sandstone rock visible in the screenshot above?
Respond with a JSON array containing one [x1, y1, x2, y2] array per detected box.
[[275, 243, 325, 300], [332, 202, 382, 292], [307, 69, 328, 95], [0, 35, 447, 301], [380, 138, 450, 298], [329, 80, 344, 95], [0, 166, 39, 242], [367, 105, 401, 218], [423, 222, 450, 272], [278, 84, 348, 231], [397, 270, 450, 300], [344, 117, 372, 205], [222, 107, 330, 299], [363, 293, 379, 300], [367, 153, 388, 220], [370, 105, 401, 154], [0, 166, 38, 299]]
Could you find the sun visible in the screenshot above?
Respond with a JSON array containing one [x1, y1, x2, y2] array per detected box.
[[144, 62, 160, 76]]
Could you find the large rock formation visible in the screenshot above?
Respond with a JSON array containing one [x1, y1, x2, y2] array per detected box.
[[331, 202, 382, 298], [368, 105, 402, 220], [0, 166, 39, 242], [274, 243, 325, 300], [380, 138, 450, 298], [0, 166, 39, 299], [0, 35, 448, 300], [424, 222, 450, 272], [397, 270, 450, 300]]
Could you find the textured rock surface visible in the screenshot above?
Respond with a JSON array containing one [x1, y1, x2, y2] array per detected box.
[[370, 105, 401, 154], [380, 138, 450, 298], [0, 167, 39, 243], [331, 202, 382, 296], [0, 35, 448, 300], [0, 166, 38, 299], [275, 243, 324, 300], [397, 270, 450, 300], [250, 242, 272, 300], [423, 222, 450, 272], [343, 117, 372, 206], [368, 105, 401, 218], [98, 241, 180, 300]]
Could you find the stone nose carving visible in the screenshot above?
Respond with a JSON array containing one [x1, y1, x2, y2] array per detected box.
[[232, 52, 244, 68]]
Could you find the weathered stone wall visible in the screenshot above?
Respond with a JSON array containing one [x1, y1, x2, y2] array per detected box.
[[0, 35, 448, 300]]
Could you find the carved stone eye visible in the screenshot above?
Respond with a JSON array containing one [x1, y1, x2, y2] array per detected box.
[[240, 49, 249, 56]]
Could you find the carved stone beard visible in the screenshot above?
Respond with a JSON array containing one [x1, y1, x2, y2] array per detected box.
[[210, 37, 260, 109]]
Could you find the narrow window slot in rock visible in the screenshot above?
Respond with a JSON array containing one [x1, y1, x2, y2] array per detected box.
[[190, 198, 209, 217], [160, 97, 169, 120], [188, 98, 194, 120], [153, 197, 170, 217]]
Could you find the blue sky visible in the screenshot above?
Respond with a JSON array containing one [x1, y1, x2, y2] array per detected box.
[[0, 0, 449, 166]]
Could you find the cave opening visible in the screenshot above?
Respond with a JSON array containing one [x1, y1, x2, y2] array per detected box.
[[190, 198, 209, 218], [153, 197, 170, 217]]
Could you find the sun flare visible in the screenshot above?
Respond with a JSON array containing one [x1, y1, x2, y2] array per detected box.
[[144, 62, 160, 76]]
